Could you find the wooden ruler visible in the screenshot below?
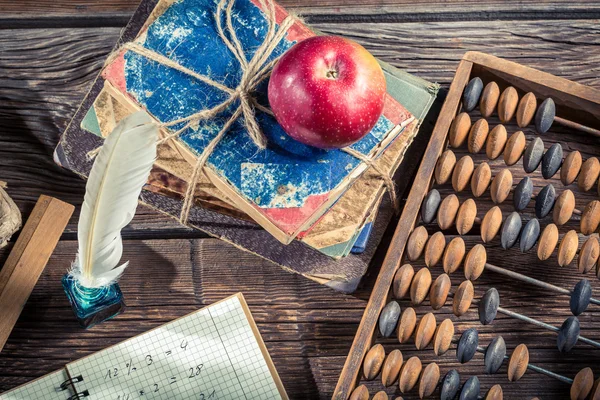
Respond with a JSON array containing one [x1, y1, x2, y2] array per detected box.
[[0, 195, 74, 352]]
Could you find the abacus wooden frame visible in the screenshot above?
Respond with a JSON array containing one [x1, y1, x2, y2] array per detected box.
[[332, 51, 600, 400]]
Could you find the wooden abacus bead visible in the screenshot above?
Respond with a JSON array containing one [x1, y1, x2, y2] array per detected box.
[[419, 362, 440, 399], [479, 288, 500, 325], [421, 189, 441, 224], [468, 119, 489, 154], [435, 149, 456, 185], [440, 370, 461, 400], [484, 336, 506, 374], [501, 212, 522, 249], [507, 344, 529, 382], [438, 195, 459, 230], [523, 137, 544, 173], [464, 244, 487, 280], [558, 230, 579, 267], [379, 300, 401, 338], [430, 273, 451, 309], [535, 184, 556, 219], [485, 384, 504, 400], [571, 367, 594, 400], [591, 377, 600, 400], [538, 223, 559, 261], [415, 312, 436, 350], [393, 264, 415, 299], [463, 77, 483, 112], [433, 319, 454, 356], [363, 343, 385, 380], [498, 86, 518, 123], [453, 280, 474, 316], [456, 199, 477, 235], [397, 307, 417, 343], [581, 200, 600, 235], [481, 206, 502, 243], [372, 391, 387, 400], [490, 169, 513, 204], [349, 384, 369, 400], [457, 328, 478, 363], [398, 356, 422, 393], [471, 162, 492, 198], [554, 189, 576, 225], [535, 98, 555, 133], [578, 236, 599, 274], [452, 156, 475, 192], [425, 231, 446, 267], [562, 151, 583, 186], [487, 124, 507, 159], [460, 376, 480, 400], [504, 130, 526, 166], [558, 316, 580, 353], [480, 81, 500, 118], [520, 218, 541, 252], [514, 176, 533, 211], [449, 112, 472, 148], [411, 268, 432, 305], [542, 143, 563, 179], [443, 237, 466, 273], [578, 157, 600, 192], [381, 349, 403, 387], [407, 226, 428, 261], [517, 92, 537, 127]]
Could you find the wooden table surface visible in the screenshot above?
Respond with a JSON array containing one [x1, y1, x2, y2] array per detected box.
[[1, 1, 599, 399]]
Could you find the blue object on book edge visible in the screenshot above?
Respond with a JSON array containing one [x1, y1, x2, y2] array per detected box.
[[351, 221, 373, 254], [62, 274, 126, 329]]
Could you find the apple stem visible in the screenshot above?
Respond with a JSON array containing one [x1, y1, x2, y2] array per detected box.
[[326, 70, 338, 79]]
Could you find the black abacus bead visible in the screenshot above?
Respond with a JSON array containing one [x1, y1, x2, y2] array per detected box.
[[459, 376, 480, 400], [557, 316, 580, 353], [535, 98, 556, 134], [463, 77, 484, 112], [542, 143, 563, 179], [570, 280, 592, 317], [523, 137, 544, 173], [514, 176, 533, 211], [535, 184, 556, 219], [479, 288, 500, 325], [421, 189, 441, 224], [457, 328, 479, 364], [501, 212, 522, 249], [378, 300, 401, 338], [484, 336, 506, 374], [520, 218, 541, 253], [440, 369, 461, 400]]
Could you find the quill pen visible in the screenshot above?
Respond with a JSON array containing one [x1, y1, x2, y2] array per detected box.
[[71, 111, 158, 288]]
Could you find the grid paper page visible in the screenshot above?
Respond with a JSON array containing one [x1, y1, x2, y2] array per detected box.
[[0, 369, 73, 400], [66, 295, 284, 400]]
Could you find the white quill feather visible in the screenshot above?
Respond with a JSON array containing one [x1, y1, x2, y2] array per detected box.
[[71, 111, 158, 288]]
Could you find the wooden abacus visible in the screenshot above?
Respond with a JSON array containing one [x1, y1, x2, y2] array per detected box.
[[333, 52, 600, 400]]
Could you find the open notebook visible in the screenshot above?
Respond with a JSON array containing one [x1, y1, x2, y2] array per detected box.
[[0, 294, 287, 400]]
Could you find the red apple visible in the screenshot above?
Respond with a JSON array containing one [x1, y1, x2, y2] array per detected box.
[[268, 35, 386, 149]]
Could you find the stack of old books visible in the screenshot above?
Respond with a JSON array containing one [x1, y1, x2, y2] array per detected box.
[[55, 0, 438, 292]]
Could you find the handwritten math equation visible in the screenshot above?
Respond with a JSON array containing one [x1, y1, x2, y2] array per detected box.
[[102, 339, 217, 399]]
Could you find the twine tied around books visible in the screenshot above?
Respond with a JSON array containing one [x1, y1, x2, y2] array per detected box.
[[90, 0, 400, 227]]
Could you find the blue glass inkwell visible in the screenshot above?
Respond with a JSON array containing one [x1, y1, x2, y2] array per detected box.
[[62, 274, 125, 329]]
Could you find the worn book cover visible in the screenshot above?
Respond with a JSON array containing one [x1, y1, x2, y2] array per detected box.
[[99, 0, 414, 244], [55, 0, 438, 291]]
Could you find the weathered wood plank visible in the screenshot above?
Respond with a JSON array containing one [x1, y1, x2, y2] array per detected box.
[[1, 0, 600, 24]]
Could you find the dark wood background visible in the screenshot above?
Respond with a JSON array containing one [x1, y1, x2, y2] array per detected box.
[[1, 1, 599, 399]]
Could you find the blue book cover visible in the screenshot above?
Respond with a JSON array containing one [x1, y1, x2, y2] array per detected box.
[[102, 0, 413, 243]]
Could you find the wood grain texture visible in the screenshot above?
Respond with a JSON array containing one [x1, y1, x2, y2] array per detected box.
[[0, 6, 599, 399]]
